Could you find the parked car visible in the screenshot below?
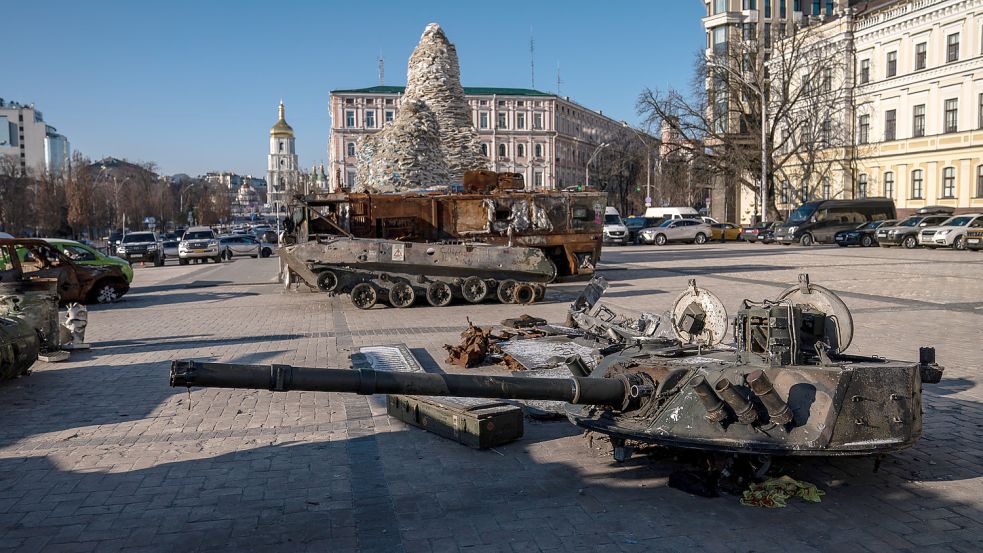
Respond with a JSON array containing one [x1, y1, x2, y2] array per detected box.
[[162, 239, 179, 258], [219, 235, 261, 259], [602, 207, 629, 246], [926, 214, 983, 249], [638, 218, 710, 245], [116, 231, 164, 266], [774, 198, 896, 246], [739, 222, 776, 243], [644, 207, 700, 220], [178, 226, 221, 264], [834, 220, 895, 247], [44, 238, 134, 283], [965, 227, 983, 251], [709, 222, 742, 241], [0, 232, 12, 239], [623, 216, 663, 244], [0, 238, 130, 304], [876, 214, 953, 248]]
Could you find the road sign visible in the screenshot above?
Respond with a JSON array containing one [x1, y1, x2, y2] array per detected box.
[[645, 196, 652, 207]]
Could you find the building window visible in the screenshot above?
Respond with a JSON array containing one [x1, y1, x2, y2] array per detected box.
[[497, 100, 506, 107], [884, 172, 894, 199], [345, 110, 356, 128], [534, 143, 543, 158], [859, 59, 870, 84], [385, 98, 394, 105], [479, 112, 489, 129], [858, 114, 869, 144], [714, 0, 727, 14], [533, 113, 543, 130], [947, 33, 960, 63], [942, 167, 956, 198], [915, 42, 927, 70], [780, 0, 786, 18], [479, 100, 488, 106], [366, 111, 377, 128], [977, 165, 983, 197], [498, 144, 507, 158], [742, 22, 755, 41], [822, 68, 832, 92], [741, 0, 755, 10], [913, 104, 925, 137], [764, 23, 771, 47], [480, 143, 488, 157], [822, 177, 831, 199], [886, 51, 897, 77], [780, 181, 790, 204], [346, 142, 355, 157], [347, 171, 356, 188], [944, 99, 958, 133], [516, 113, 526, 129], [884, 109, 896, 141], [345, 98, 354, 105], [278, 142, 284, 152], [534, 171, 544, 188], [517, 144, 525, 157], [858, 174, 868, 198], [820, 118, 831, 146], [911, 169, 924, 199], [497, 112, 507, 129], [979, 93, 983, 129], [384, 110, 394, 123], [764, 0, 771, 17]]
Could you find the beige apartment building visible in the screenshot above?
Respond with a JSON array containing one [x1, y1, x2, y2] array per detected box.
[[768, 0, 983, 217], [327, 86, 631, 192]]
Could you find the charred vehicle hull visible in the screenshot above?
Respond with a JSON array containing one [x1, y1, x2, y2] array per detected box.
[[279, 236, 555, 309], [286, 171, 605, 278], [172, 274, 942, 458]]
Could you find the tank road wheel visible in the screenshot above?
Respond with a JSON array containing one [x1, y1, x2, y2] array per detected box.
[[461, 276, 488, 303], [350, 283, 378, 310], [426, 281, 453, 307], [496, 279, 517, 304], [316, 270, 339, 293], [388, 282, 416, 308], [513, 283, 536, 305], [532, 283, 546, 302]]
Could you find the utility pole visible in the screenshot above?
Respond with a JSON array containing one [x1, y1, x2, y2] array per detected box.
[[623, 122, 654, 207]]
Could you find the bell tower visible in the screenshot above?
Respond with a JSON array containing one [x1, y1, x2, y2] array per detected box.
[[267, 100, 298, 209]]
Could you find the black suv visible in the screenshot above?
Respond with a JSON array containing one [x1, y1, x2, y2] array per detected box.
[[116, 232, 164, 266]]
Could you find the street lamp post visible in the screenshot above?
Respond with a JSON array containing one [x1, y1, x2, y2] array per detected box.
[[707, 61, 769, 223], [585, 142, 609, 189], [179, 182, 197, 223], [622, 122, 654, 207]]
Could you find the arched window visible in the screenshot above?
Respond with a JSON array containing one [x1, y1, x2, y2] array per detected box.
[[911, 169, 923, 199], [480, 143, 488, 157], [534, 144, 543, 158], [498, 144, 507, 158], [942, 167, 956, 198], [347, 142, 356, 157], [858, 174, 868, 198], [517, 144, 525, 157]]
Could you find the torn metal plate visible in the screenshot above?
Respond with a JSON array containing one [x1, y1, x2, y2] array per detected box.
[[498, 337, 598, 372]]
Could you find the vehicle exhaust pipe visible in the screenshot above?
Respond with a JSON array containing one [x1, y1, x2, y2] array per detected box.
[[689, 375, 726, 423]]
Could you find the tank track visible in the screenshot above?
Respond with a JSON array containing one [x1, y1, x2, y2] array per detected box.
[[305, 265, 546, 310]]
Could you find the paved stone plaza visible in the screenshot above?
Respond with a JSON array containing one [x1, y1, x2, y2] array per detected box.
[[0, 244, 979, 552]]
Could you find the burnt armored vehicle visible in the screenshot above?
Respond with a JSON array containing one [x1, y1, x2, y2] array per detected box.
[[171, 275, 943, 458], [280, 235, 555, 309], [285, 170, 606, 279]]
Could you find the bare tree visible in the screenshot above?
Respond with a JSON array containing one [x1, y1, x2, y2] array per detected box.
[[638, 20, 854, 222], [0, 155, 35, 235]]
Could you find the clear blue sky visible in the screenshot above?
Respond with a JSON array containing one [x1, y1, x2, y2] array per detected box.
[[7, 0, 706, 177]]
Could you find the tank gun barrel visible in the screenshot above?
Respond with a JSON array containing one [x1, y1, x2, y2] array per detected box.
[[170, 360, 630, 406]]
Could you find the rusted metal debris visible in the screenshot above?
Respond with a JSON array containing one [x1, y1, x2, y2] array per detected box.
[[443, 319, 493, 368]]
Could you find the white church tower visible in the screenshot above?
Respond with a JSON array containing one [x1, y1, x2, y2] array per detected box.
[[267, 100, 298, 209]]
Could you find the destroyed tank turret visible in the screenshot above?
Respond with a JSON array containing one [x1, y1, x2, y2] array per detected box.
[[279, 235, 555, 309], [171, 274, 944, 459]]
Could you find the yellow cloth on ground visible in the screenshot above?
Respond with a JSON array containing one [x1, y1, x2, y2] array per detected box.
[[740, 475, 825, 508]]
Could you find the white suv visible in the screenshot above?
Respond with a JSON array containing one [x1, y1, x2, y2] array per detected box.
[[178, 226, 221, 264], [929, 214, 983, 250]]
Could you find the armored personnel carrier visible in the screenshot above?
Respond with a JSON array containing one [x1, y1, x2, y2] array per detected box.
[[171, 274, 943, 458], [279, 235, 555, 309]]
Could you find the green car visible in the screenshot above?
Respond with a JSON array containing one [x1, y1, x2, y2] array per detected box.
[[43, 239, 134, 284]]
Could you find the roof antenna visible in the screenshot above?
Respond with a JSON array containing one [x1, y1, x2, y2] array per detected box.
[[556, 62, 562, 95], [378, 50, 385, 86], [529, 28, 535, 89]]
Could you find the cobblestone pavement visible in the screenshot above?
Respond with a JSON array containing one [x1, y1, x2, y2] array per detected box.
[[0, 244, 980, 552]]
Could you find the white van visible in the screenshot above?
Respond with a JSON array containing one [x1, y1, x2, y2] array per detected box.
[[644, 207, 700, 220], [603, 207, 629, 246]]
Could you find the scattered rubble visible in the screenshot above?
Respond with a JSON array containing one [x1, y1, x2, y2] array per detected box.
[[443, 320, 493, 368]]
